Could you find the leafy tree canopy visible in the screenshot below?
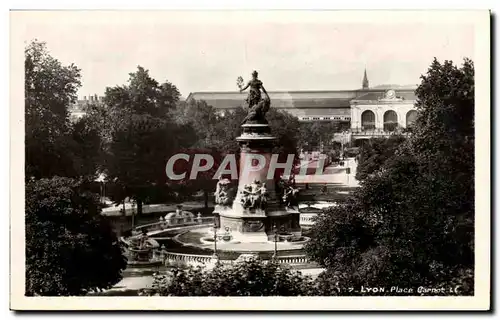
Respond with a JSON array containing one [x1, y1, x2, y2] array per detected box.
[[355, 135, 406, 182], [141, 259, 315, 296], [305, 58, 474, 295], [105, 113, 197, 210], [25, 40, 82, 179], [102, 67, 196, 211], [298, 121, 348, 151], [104, 66, 180, 119], [70, 116, 104, 179], [26, 177, 127, 296]]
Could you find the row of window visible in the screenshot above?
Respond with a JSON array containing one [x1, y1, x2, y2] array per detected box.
[[300, 116, 351, 121], [361, 109, 417, 131]]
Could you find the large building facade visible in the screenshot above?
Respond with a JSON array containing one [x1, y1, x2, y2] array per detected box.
[[186, 71, 418, 145]]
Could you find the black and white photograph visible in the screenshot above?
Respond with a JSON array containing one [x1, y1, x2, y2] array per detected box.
[[9, 9, 490, 311]]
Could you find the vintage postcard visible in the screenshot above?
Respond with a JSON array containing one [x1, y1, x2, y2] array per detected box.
[[10, 9, 490, 311]]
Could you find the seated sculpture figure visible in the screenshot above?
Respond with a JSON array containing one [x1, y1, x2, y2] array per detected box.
[[283, 185, 299, 207], [214, 178, 233, 206], [239, 185, 253, 209], [276, 176, 299, 208], [249, 180, 262, 208], [258, 183, 268, 209], [239, 180, 268, 210]]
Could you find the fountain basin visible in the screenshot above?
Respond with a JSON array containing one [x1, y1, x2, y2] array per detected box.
[[145, 225, 317, 267], [199, 236, 241, 245], [160, 226, 310, 253], [277, 233, 294, 242], [127, 260, 163, 267]]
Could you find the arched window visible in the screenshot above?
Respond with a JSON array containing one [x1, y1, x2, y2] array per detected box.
[[361, 110, 376, 130], [383, 110, 398, 132], [406, 110, 418, 128]]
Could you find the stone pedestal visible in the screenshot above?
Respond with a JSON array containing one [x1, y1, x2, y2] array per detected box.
[[215, 121, 302, 243]]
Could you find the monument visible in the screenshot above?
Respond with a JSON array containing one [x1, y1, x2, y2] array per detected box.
[[214, 71, 301, 243]]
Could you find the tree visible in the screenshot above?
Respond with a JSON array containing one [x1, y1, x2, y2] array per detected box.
[[25, 40, 82, 179], [355, 135, 406, 181], [174, 99, 221, 149], [70, 116, 103, 179], [298, 122, 344, 151], [141, 259, 315, 296], [305, 58, 474, 295], [82, 102, 118, 146], [106, 114, 196, 214], [26, 177, 127, 296], [103, 67, 196, 213], [167, 147, 223, 208], [104, 66, 180, 120], [175, 98, 242, 156], [267, 108, 302, 177]]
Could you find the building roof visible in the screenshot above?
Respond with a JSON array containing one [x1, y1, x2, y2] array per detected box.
[[187, 90, 359, 100], [353, 89, 417, 102], [187, 88, 417, 110]]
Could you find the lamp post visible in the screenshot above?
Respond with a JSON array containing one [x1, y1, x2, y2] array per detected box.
[[213, 220, 218, 258], [131, 200, 136, 229], [99, 182, 103, 205], [272, 223, 278, 261], [341, 130, 349, 159]]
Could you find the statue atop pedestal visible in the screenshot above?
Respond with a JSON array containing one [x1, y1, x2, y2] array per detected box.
[[237, 70, 271, 124], [213, 72, 301, 243]]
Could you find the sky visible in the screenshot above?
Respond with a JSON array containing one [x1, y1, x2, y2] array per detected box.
[[15, 11, 476, 98]]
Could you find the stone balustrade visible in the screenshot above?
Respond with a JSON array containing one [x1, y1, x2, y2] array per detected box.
[[350, 128, 411, 138], [276, 255, 309, 265], [163, 252, 214, 265], [160, 250, 311, 267]]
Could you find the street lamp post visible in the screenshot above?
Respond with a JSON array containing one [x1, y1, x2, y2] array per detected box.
[[272, 223, 278, 261], [99, 182, 103, 205], [341, 130, 349, 159], [131, 200, 136, 229], [342, 131, 346, 159], [102, 181, 106, 205], [213, 221, 218, 258]]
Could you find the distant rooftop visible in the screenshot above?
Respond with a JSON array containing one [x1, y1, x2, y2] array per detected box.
[[187, 87, 417, 110], [371, 84, 419, 90]]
